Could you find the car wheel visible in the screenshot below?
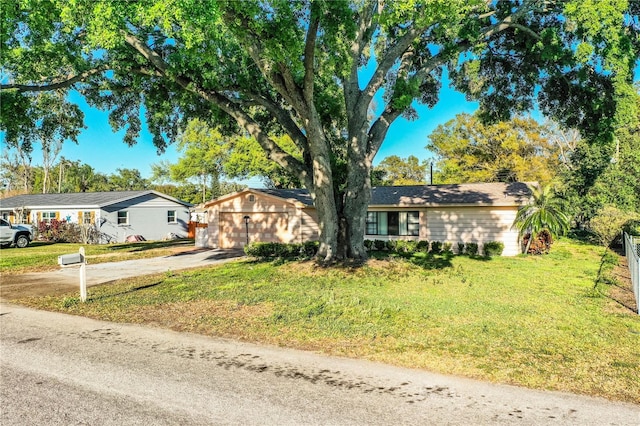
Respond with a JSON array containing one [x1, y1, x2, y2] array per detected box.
[[15, 234, 29, 248]]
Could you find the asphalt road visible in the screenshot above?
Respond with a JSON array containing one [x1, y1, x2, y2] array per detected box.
[[2, 303, 639, 425]]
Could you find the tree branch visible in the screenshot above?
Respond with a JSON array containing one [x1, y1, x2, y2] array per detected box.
[[0, 67, 107, 92], [242, 92, 311, 156], [122, 31, 309, 182], [366, 108, 403, 163], [303, 9, 320, 104]]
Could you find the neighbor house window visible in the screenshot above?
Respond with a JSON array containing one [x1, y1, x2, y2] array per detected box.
[[117, 211, 128, 225], [83, 212, 92, 224], [365, 211, 419, 236], [42, 211, 56, 223], [167, 210, 177, 223]]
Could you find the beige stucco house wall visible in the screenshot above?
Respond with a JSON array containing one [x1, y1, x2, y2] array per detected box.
[[203, 182, 531, 255], [204, 189, 318, 249]]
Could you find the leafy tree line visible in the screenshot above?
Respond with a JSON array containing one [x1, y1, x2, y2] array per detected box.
[[0, 157, 245, 205], [428, 89, 640, 227], [1, 1, 638, 262]]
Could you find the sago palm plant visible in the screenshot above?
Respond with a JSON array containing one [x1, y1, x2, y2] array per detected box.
[[513, 184, 570, 254]]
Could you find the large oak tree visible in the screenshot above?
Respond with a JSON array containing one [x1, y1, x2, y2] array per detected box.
[[1, 0, 638, 262]]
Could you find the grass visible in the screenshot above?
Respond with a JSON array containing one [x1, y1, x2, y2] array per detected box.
[[0, 239, 195, 275], [11, 238, 640, 403]]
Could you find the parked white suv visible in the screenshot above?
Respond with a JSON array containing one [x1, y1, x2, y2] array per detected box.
[[0, 218, 33, 248]]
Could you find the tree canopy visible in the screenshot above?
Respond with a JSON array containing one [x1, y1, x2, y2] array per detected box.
[[427, 113, 565, 184], [372, 155, 428, 186], [2, 0, 638, 261]]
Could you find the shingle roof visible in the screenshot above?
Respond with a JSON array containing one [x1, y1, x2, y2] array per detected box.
[[0, 190, 192, 209], [253, 182, 532, 207], [370, 182, 532, 206], [254, 188, 314, 206]]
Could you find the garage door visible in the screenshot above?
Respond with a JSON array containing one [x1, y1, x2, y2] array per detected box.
[[219, 212, 291, 248]]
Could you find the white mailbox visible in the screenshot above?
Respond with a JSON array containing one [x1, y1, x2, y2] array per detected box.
[[58, 247, 87, 302], [58, 253, 85, 266]]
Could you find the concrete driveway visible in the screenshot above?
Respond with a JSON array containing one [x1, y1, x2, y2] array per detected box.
[[0, 249, 244, 300]]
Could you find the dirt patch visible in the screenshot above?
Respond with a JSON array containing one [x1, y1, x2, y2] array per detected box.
[[0, 274, 77, 300], [130, 300, 274, 332], [604, 253, 638, 314]]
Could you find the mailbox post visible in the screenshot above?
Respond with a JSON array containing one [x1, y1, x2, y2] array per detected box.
[[58, 247, 87, 302]]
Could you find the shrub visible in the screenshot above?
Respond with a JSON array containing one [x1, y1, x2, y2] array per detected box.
[[300, 241, 319, 258], [36, 220, 82, 243], [373, 240, 386, 251], [623, 220, 640, 237], [442, 241, 453, 254], [416, 240, 429, 252], [430, 241, 443, 254], [457, 242, 465, 255], [482, 241, 504, 257], [394, 240, 407, 253], [244, 241, 319, 260], [404, 240, 417, 254], [385, 239, 397, 252], [364, 239, 374, 251], [465, 242, 479, 256]]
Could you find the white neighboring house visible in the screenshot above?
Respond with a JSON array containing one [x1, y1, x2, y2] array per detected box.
[[0, 190, 192, 243], [202, 182, 533, 256]]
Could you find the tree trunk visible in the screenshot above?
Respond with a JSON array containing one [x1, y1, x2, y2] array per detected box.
[[343, 159, 371, 262], [311, 179, 339, 263]]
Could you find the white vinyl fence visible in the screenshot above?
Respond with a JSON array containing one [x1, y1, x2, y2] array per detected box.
[[624, 232, 640, 315]]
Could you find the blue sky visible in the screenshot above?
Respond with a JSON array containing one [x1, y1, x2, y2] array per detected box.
[[9, 61, 638, 186], [17, 84, 478, 185]]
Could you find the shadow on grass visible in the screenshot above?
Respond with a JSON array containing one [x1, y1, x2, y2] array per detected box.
[[245, 250, 496, 271], [371, 250, 495, 270], [89, 281, 163, 302]]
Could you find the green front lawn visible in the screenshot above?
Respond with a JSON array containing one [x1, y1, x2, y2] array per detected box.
[[0, 239, 195, 275], [12, 239, 640, 403]]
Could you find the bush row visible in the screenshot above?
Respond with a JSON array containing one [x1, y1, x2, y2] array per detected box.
[[364, 239, 504, 257], [244, 241, 319, 260], [243, 239, 504, 259]]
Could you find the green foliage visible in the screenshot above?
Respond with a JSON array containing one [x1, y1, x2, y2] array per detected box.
[[373, 240, 386, 251], [430, 241, 443, 254], [2, 0, 638, 260], [224, 134, 302, 189], [482, 241, 504, 257], [371, 155, 428, 186], [513, 184, 569, 254], [622, 220, 640, 237], [244, 241, 319, 260], [22, 239, 640, 403], [416, 240, 430, 253], [589, 206, 640, 248], [558, 88, 640, 224], [427, 114, 563, 184], [385, 240, 397, 252], [464, 242, 479, 256]]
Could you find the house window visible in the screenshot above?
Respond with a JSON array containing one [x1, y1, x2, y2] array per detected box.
[[249, 194, 255, 202], [167, 210, 177, 223], [42, 211, 56, 223], [117, 211, 128, 225], [365, 211, 419, 236], [83, 212, 92, 224], [406, 211, 420, 236], [366, 211, 378, 235]]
